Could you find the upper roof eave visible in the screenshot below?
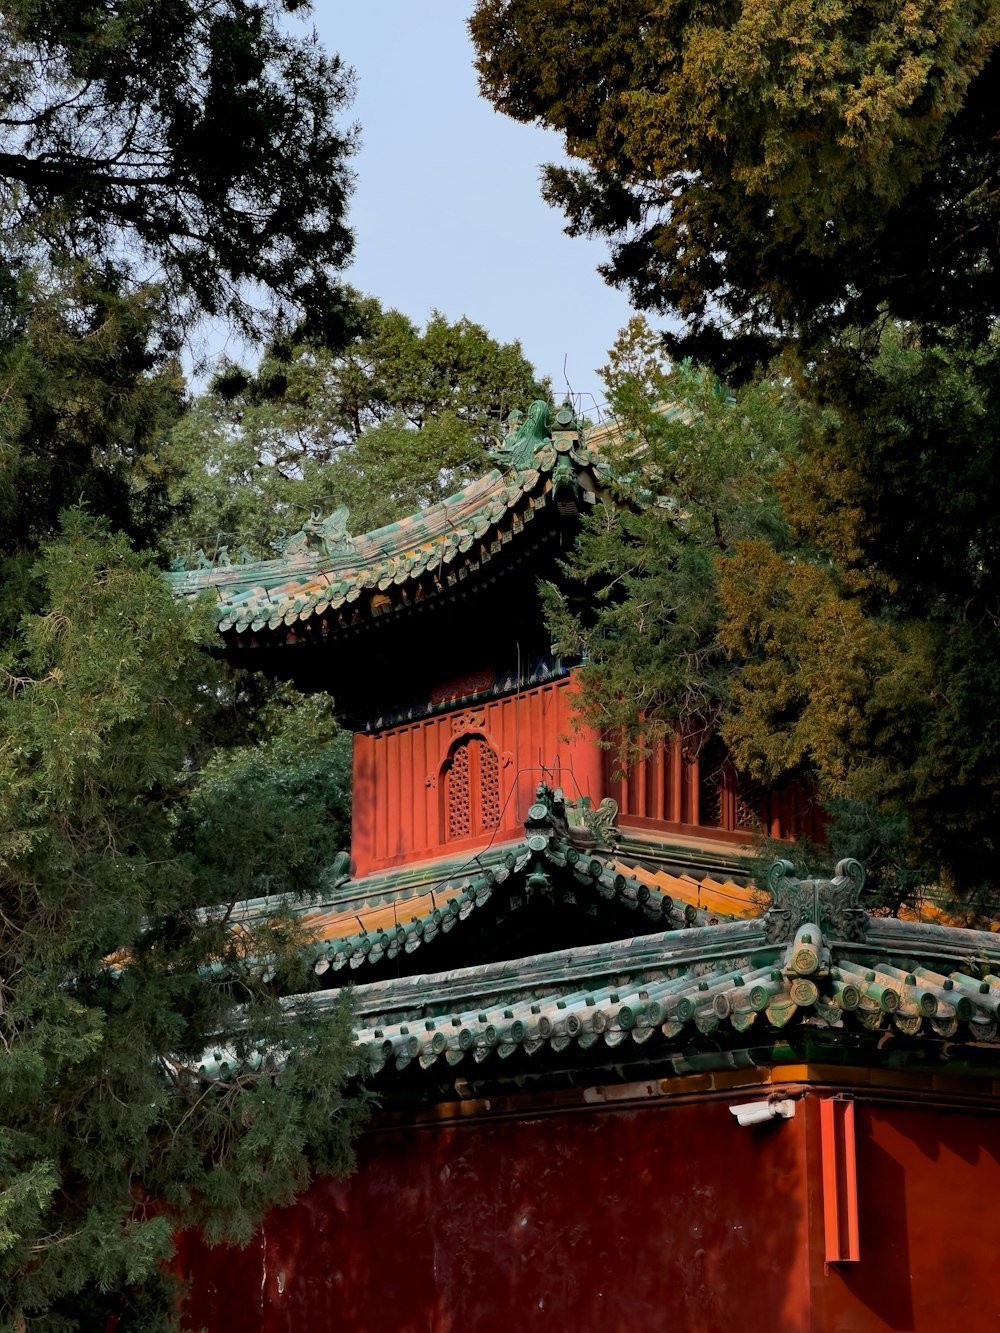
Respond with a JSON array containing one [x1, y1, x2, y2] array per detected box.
[[166, 413, 610, 640]]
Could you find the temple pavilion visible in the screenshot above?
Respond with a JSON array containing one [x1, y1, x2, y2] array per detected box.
[[172, 402, 1000, 1333]]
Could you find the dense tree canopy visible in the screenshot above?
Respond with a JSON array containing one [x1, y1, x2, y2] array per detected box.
[[0, 0, 357, 343], [473, 1, 1000, 900], [0, 3, 366, 1326], [0, 513, 363, 1330], [471, 0, 1000, 372], [720, 325, 1000, 897], [0, 266, 184, 586], [168, 293, 548, 557], [560, 322, 989, 902]]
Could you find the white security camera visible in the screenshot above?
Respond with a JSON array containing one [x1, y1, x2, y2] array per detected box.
[[728, 1099, 796, 1127]]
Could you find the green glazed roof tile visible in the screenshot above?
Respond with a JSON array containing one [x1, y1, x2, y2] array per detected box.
[[167, 405, 610, 636], [316, 926, 1000, 1080]]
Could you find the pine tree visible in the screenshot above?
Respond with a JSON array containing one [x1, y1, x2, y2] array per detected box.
[[472, 3, 1000, 898], [547, 318, 797, 761], [0, 515, 365, 1330], [470, 0, 1000, 373], [0, 0, 357, 343]]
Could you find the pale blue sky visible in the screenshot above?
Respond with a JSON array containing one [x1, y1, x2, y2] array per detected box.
[[309, 3, 641, 417]]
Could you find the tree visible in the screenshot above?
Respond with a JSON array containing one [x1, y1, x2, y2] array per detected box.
[[0, 265, 185, 594], [472, 2, 1000, 900], [0, 3, 367, 1323], [168, 293, 549, 557], [0, 514, 364, 1331], [719, 324, 1000, 897], [546, 318, 797, 762], [560, 317, 1000, 900], [470, 1, 1000, 373], [0, 0, 357, 344]]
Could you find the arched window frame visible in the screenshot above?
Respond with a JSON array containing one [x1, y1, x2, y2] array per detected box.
[[439, 732, 501, 843]]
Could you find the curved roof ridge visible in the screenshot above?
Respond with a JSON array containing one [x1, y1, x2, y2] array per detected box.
[[167, 406, 610, 639]]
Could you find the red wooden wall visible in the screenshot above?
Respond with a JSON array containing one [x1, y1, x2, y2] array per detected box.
[[181, 1089, 1000, 1332], [609, 733, 826, 846], [350, 677, 603, 877], [350, 675, 824, 877]]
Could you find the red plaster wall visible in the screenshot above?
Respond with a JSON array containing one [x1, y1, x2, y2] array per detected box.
[[182, 1098, 813, 1333], [181, 1093, 1000, 1333], [806, 1098, 1000, 1331]]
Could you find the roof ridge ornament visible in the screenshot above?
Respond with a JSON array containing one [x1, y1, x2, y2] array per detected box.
[[523, 781, 620, 852], [491, 399, 551, 470], [276, 504, 354, 560], [764, 857, 868, 944]]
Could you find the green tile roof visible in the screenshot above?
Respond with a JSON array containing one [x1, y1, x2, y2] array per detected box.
[[193, 787, 1000, 1085], [305, 840, 710, 979], [168, 407, 610, 640], [195, 910, 1000, 1083]]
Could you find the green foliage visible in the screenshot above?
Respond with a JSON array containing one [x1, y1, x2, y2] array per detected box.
[[719, 326, 1000, 896], [473, 4, 1000, 899], [168, 293, 549, 556], [179, 690, 353, 905], [0, 0, 357, 342], [549, 319, 797, 762], [0, 515, 364, 1330], [0, 266, 184, 580], [471, 1, 1000, 372], [0, 5, 367, 1323]]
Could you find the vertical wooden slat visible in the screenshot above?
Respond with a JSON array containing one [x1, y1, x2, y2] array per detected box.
[[603, 744, 625, 818], [373, 734, 387, 862], [397, 724, 411, 858], [545, 680, 561, 781], [820, 1098, 841, 1262], [688, 752, 700, 825], [669, 736, 683, 823], [415, 722, 428, 851], [723, 767, 736, 832], [387, 726, 401, 858], [842, 1101, 860, 1261], [648, 742, 665, 822], [635, 744, 648, 820], [350, 733, 374, 877], [627, 765, 640, 820]]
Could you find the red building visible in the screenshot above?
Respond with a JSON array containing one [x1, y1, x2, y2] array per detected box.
[[172, 402, 1000, 1332]]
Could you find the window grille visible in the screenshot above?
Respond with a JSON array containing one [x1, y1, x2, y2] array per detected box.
[[443, 735, 500, 841]]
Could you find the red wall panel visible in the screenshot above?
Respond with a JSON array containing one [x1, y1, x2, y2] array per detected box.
[[181, 1092, 1000, 1333], [182, 1098, 813, 1333], [350, 676, 823, 878], [806, 1098, 1000, 1331], [351, 677, 603, 877]]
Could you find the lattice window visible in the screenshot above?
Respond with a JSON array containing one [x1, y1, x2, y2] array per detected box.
[[443, 735, 500, 841], [697, 734, 762, 832], [734, 783, 763, 833], [479, 743, 500, 830], [698, 736, 727, 829], [446, 740, 473, 840]]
